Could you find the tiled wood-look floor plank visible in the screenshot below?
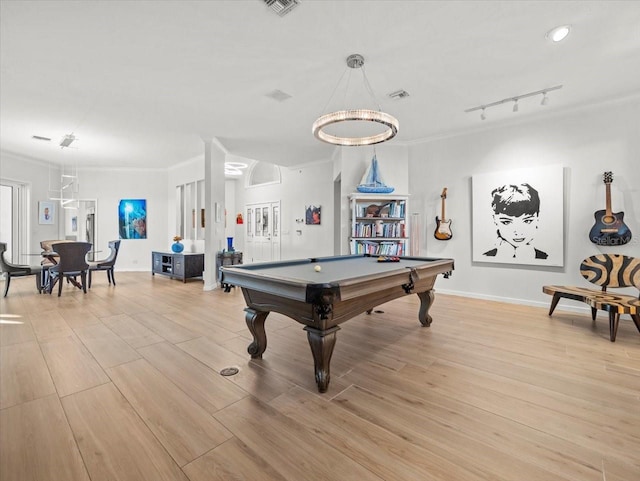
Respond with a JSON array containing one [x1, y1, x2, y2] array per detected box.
[[214, 396, 385, 481], [0, 315, 36, 347], [58, 307, 103, 329], [40, 334, 110, 397], [73, 322, 140, 368], [107, 358, 233, 466], [1, 394, 90, 481], [137, 341, 248, 414], [62, 383, 189, 481], [183, 438, 288, 481], [29, 309, 74, 341], [130, 310, 199, 344], [0, 341, 56, 409], [100, 313, 164, 348]]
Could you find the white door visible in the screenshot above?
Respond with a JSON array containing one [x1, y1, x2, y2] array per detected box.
[[245, 201, 280, 263]]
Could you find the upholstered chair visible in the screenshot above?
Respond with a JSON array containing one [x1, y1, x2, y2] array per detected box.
[[88, 240, 121, 288], [48, 242, 92, 296], [0, 242, 42, 297]]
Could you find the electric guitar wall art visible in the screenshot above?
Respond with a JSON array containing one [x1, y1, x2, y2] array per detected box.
[[434, 188, 453, 240], [589, 171, 632, 246]]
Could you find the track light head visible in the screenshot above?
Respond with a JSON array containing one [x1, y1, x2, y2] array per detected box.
[[541, 92, 549, 105], [512, 99, 519, 112]]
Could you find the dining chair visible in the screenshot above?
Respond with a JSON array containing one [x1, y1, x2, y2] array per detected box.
[[0, 242, 43, 297], [48, 242, 92, 296], [88, 240, 121, 288]]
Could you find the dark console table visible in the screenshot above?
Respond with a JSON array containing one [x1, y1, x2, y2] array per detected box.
[[152, 251, 204, 282]]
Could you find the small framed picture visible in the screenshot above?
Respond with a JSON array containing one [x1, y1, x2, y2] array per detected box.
[[305, 205, 321, 225], [39, 201, 55, 225]]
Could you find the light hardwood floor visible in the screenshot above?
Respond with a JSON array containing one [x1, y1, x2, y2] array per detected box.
[[1, 272, 639, 481]]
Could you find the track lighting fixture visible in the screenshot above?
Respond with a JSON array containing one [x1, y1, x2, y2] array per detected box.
[[465, 85, 562, 120]]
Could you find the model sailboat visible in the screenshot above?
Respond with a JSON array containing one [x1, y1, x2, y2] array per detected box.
[[356, 154, 394, 193]]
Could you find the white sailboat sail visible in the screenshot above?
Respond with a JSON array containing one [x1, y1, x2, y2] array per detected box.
[[357, 154, 394, 193]]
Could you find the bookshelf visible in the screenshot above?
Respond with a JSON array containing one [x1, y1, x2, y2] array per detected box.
[[349, 194, 409, 256]]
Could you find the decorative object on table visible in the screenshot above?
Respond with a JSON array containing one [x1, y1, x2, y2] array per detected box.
[[471, 164, 564, 267], [357, 153, 394, 193], [589, 172, 632, 246], [236, 213, 243, 224], [305, 205, 321, 225], [171, 235, 184, 253], [71, 216, 78, 232], [118, 199, 147, 239], [38, 201, 55, 225], [226, 237, 235, 252], [434, 188, 453, 241]]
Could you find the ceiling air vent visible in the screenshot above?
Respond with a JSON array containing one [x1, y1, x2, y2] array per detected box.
[[266, 89, 292, 102], [263, 0, 300, 17]]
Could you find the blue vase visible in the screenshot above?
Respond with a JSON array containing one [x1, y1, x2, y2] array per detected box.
[[171, 241, 184, 253], [226, 237, 234, 252]]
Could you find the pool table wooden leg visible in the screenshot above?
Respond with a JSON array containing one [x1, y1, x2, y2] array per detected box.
[[304, 326, 340, 393], [245, 308, 269, 358], [416, 289, 435, 326]]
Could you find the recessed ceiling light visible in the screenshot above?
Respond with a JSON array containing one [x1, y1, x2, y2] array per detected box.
[[546, 25, 571, 42]]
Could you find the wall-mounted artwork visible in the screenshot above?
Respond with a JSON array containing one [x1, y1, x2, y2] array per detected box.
[[38, 201, 55, 225], [305, 205, 321, 225], [472, 165, 563, 267], [119, 199, 147, 239], [71, 216, 77, 232]]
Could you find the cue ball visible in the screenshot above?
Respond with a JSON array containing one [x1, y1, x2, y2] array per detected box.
[[314, 265, 322, 272]]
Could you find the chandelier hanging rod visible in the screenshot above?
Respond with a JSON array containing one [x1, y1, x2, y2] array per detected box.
[[465, 85, 563, 113]]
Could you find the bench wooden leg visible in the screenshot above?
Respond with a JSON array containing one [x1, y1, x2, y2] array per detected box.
[[591, 307, 597, 321], [631, 314, 640, 334], [548, 293, 562, 316], [608, 311, 620, 342]]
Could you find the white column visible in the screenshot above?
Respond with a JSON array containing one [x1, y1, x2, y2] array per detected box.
[[203, 138, 226, 290]]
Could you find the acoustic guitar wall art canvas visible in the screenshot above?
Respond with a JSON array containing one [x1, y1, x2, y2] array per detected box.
[[589, 172, 632, 246], [434, 188, 453, 240]]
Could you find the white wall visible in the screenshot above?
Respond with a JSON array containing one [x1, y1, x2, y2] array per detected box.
[[78, 168, 169, 271], [239, 160, 335, 260], [0, 153, 63, 253], [409, 97, 640, 309]]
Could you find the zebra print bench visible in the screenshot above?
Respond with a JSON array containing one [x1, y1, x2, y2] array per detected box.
[[543, 254, 640, 342]]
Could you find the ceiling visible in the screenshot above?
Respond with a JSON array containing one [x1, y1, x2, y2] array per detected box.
[[1, 1, 639, 171]]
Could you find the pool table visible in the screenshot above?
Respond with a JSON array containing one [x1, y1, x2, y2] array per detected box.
[[220, 254, 454, 392]]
